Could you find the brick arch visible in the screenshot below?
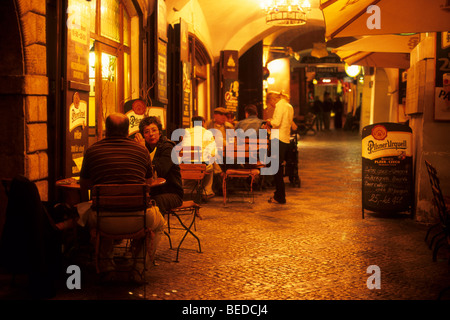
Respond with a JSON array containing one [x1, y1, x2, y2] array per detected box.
[[0, 0, 49, 200]]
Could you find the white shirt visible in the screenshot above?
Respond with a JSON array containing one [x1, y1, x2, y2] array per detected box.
[[181, 126, 216, 163], [270, 98, 294, 144]]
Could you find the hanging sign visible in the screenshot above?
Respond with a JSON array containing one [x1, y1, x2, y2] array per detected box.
[[220, 50, 239, 113], [361, 123, 413, 218]]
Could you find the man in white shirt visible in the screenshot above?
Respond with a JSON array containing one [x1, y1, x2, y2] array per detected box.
[[181, 116, 216, 199], [266, 91, 294, 204]]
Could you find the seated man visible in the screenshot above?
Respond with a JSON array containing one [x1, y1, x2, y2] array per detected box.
[[235, 104, 264, 134], [181, 116, 216, 200], [79, 113, 165, 281]]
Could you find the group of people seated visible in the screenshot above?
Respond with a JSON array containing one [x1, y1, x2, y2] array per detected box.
[[77, 91, 294, 281]]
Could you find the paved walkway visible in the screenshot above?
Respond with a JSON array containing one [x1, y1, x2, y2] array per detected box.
[[2, 130, 450, 302]]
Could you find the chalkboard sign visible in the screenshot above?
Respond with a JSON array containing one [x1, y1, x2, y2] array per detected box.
[[362, 123, 413, 218]]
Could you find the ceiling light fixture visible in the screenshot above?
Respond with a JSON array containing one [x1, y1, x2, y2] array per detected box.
[[261, 0, 311, 26]]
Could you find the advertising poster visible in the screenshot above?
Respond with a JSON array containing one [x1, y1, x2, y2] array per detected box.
[[182, 61, 192, 127], [157, 39, 168, 103], [65, 0, 90, 177], [361, 123, 413, 218]]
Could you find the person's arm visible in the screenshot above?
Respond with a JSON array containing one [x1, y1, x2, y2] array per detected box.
[[270, 102, 282, 128], [153, 142, 174, 178]]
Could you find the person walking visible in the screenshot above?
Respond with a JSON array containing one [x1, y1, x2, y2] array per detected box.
[[323, 92, 333, 131], [333, 94, 344, 130]]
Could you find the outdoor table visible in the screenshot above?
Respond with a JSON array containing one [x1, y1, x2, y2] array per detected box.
[[56, 177, 166, 227], [55, 177, 166, 208]]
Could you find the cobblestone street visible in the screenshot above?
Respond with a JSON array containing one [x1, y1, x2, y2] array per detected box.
[[2, 130, 450, 303]]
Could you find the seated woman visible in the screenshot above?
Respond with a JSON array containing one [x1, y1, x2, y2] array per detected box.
[[135, 116, 183, 214]]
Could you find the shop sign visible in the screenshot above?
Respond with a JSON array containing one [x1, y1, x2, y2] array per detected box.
[[361, 123, 413, 217]]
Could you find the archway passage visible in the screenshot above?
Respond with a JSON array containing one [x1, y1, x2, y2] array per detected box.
[[0, 0, 26, 179]]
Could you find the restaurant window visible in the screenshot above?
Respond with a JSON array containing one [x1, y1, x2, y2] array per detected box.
[[88, 0, 131, 142]]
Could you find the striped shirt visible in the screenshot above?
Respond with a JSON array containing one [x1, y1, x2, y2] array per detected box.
[[80, 137, 152, 185]]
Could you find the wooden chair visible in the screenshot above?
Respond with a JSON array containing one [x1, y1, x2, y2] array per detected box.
[[222, 137, 268, 206], [91, 184, 154, 278], [424, 160, 450, 262], [165, 200, 202, 262], [180, 163, 208, 203], [178, 145, 208, 203]]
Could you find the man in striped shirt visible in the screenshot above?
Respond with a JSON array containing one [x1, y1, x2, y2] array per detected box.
[[79, 113, 165, 281]]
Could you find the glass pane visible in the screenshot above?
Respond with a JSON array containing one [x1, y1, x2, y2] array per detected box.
[[101, 52, 117, 130], [124, 52, 130, 102], [89, 0, 96, 34], [100, 0, 120, 42], [123, 9, 130, 46]]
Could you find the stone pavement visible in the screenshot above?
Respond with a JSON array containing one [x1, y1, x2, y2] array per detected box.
[[2, 130, 450, 302]]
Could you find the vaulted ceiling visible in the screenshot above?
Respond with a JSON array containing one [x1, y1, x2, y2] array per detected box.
[[163, 0, 343, 62]]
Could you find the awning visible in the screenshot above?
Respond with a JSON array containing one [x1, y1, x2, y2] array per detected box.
[[332, 34, 419, 68], [320, 0, 450, 40], [336, 50, 410, 69]]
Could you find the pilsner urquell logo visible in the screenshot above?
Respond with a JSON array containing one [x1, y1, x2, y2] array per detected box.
[[367, 140, 408, 154]]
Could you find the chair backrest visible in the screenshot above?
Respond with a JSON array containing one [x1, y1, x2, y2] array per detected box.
[[91, 184, 150, 212], [178, 145, 204, 164], [425, 160, 448, 224], [225, 136, 269, 166], [179, 163, 207, 180]]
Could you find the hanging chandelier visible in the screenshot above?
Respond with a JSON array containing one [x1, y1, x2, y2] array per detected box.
[[261, 0, 311, 26]]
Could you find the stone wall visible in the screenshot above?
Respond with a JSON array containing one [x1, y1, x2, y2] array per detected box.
[[0, 0, 49, 201]]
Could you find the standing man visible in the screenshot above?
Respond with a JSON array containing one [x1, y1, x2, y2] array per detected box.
[[265, 91, 294, 204], [79, 113, 165, 281]]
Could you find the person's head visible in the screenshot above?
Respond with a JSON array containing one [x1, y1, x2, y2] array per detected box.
[[192, 115, 205, 127], [266, 91, 281, 108], [105, 113, 129, 138], [213, 107, 228, 125], [139, 116, 163, 147], [244, 104, 258, 118]]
